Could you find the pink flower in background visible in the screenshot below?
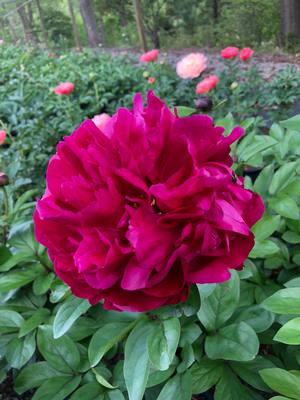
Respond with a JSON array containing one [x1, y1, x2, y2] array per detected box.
[[140, 49, 159, 62], [0, 130, 6, 145], [196, 75, 219, 94], [176, 53, 207, 79], [54, 82, 74, 95], [0, 39, 4, 45], [34, 91, 263, 312], [148, 77, 156, 84], [240, 47, 254, 61], [92, 113, 111, 130], [221, 47, 239, 59]]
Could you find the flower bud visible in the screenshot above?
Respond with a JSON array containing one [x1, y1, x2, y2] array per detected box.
[[143, 71, 150, 78], [194, 96, 213, 112], [230, 81, 238, 90], [0, 172, 9, 186], [148, 77, 155, 84]]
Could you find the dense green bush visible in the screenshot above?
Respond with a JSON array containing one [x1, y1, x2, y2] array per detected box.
[[1, 45, 300, 399], [0, 45, 299, 188]]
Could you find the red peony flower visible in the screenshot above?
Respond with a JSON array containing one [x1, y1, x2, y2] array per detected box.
[[196, 75, 219, 94], [221, 47, 239, 59], [92, 113, 111, 130], [34, 92, 263, 312], [176, 53, 207, 79], [140, 49, 159, 63], [148, 77, 156, 84], [54, 82, 74, 95], [240, 47, 254, 61], [0, 130, 6, 145]]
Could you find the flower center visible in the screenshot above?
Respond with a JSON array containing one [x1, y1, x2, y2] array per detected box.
[[150, 196, 162, 214]]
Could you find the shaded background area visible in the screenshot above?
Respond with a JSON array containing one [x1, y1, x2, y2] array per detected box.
[[0, 0, 299, 53]]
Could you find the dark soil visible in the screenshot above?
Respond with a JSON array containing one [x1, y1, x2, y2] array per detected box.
[[0, 372, 33, 400]]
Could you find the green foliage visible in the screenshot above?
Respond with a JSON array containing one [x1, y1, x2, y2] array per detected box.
[[2, 44, 300, 399], [1, 44, 299, 190]]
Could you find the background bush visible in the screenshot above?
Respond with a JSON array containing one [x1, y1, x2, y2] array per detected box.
[[0, 45, 299, 187]]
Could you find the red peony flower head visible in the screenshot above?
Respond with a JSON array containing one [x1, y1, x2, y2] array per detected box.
[[148, 77, 156, 84], [140, 49, 159, 63], [34, 92, 264, 312], [240, 47, 254, 61], [221, 47, 239, 59], [196, 75, 219, 94], [0, 130, 6, 145], [54, 82, 74, 95]]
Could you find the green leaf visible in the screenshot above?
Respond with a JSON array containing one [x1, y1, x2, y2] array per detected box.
[[0, 252, 34, 272], [253, 164, 274, 196], [124, 319, 153, 400], [270, 123, 284, 141], [282, 231, 300, 244], [147, 317, 180, 371], [32, 376, 81, 400], [6, 331, 36, 369], [282, 179, 300, 196], [231, 356, 276, 392], [53, 296, 90, 339], [8, 221, 40, 255], [15, 361, 67, 394], [50, 282, 70, 303], [190, 357, 223, 394], [252, 215, 280, 241], [205, 322, 259, 362], [269, 397, 294, 400], [269, 162, 298, 195], [197, 270, 240, 331], [37, 325, 80, 373], [238, 136, 277, 163], [177, 344, 194, 373], [147, 364, 177, 389], [179, 323, 202, 347], [156, 371, 192, 400], [280, 115, 300, 131], [269, 194, 299, 220], [216, 113, 234, 136], [231, 305, 275, 333], [19, 308, 50, 337], [89, 321, 135, 367], [64, 382, 104, 400], [285, 277, 300, 287], [262, 288, 300, 314], [249, 239, 279, 258], [93, 368, 117, 389], [106, 390, 126, 400], [0, 310, 24, 329], [274, 317, 300, 344], [215, 366, 262, 400], [176, 106, 196, 117], [33, 273, 55, 295], [260, 368, 300, 399], [0, 264, 44, 292], [68, 317, 99, 342]]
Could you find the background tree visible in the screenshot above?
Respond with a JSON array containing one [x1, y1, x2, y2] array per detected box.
[[78, 0, 103, 46], [68, 0, 82, 49], [281, 0, 300, 46], [17, 0, 37, 44], [35, 0, 48, 47], [132, 0, 147, 51]]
